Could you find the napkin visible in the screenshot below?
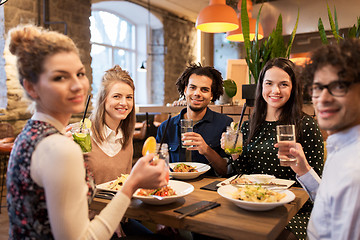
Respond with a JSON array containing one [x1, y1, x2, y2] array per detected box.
[[200, 180, 221, 191], [174, 201, 220, 218]]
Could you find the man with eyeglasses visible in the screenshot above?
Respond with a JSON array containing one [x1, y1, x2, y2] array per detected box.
[[276, 39, 360, 239]]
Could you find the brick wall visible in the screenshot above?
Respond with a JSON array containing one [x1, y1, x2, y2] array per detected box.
[[163, 16, 197, 104], [0, 0, 92, 134], [0, 1, 197, 134]]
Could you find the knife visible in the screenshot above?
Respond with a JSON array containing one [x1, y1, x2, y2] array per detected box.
[[176, 202, 220, 219]]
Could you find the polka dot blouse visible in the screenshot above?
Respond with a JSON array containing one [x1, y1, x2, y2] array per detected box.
[[234, 115, 324, 239], [236, 115, 324, 181]]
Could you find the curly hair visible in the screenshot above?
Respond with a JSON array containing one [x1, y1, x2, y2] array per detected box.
[[90, 65, 135, 148], [302, 39, 360, 87], [248, 57, 304, 144], [7, 24, 79, 87], [175, 63, 224, 102]]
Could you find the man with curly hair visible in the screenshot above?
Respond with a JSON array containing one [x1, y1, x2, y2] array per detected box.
[[278, 39, 360, 239], [156, 63, 232, 176]]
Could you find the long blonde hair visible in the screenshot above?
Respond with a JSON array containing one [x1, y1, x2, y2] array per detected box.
[[91, 65, 135, 147]]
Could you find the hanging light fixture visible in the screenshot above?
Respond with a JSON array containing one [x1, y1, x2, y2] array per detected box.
[[196, 0, 239, 33], [226, 0, 264, 42], [138, 61, 147, 72]]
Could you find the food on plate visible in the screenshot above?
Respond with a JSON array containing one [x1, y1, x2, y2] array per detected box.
[[136, 186, 176, 197], [107, 174, 129, 190], [230, 176, 253, 185], [142, 136, 157, 156], [232, 185, 286, 203], [173, 163, 198, 172], [249, 174, 275, 183]]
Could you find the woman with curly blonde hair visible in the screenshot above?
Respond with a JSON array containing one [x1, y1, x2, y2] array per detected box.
[[6, 24, 167, 239]]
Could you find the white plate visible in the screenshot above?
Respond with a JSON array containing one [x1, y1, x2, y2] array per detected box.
[[133, 180, 194, 205], [216, 174, 295, 189], [169, 162, 211, 180], [96, 179, 126, 192], [217, 185, 295, 211]]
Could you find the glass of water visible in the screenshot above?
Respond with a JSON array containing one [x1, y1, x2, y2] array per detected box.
[[276, 125, 296, 166], [180, 119, 193, 148]]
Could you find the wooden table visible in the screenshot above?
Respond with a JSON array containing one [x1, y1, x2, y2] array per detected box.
[[90, 177, 309, 240]]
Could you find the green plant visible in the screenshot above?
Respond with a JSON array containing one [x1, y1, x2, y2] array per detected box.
[[318, 4, 360, 44], [348, 17, 360, 38], [318, 5, 343, 44], [240, 0, 299, 84], [223, 79, 237, 98]]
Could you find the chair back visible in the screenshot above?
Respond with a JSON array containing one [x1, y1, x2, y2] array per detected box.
[[0, 122, 14, 139]]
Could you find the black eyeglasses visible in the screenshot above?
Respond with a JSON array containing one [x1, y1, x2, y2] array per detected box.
[[310, 81, 355, 98]]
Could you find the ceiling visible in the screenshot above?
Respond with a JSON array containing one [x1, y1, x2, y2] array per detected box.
[[136, 0, 209, 22], [134, 0, 360, 36]]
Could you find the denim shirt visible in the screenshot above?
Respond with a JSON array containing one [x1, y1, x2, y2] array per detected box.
[[156, 107, 232, 175]]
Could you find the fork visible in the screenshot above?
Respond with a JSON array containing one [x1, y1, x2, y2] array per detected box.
[[150, 195, 164, 200], [229, 171, 244, 185]]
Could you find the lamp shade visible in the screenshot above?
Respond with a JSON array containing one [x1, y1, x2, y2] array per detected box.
[[196, 0, 239, 33], [226, 16, 264, 42]]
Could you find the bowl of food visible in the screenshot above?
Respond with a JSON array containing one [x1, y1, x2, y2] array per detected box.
[[133, 180, 194, 205], [169, 162, 211, 180], [217, 185, 295, 211]]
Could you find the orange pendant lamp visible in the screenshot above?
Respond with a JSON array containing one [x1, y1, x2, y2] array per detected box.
[[226, 0, 264, 42], [196, 0, 239, 33]]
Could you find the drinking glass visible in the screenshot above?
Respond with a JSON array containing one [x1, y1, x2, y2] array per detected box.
[[276, 125, 296, 166], [224, 126, 243, 155], [180, 119, 193, 148], [70, 122, 92, 153]]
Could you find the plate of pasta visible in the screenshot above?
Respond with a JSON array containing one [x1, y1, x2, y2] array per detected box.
[[217, 185, 295, 211], [133, 180, 194, 205], [96, 174, 130, 192], [169, 162, 211, 180]]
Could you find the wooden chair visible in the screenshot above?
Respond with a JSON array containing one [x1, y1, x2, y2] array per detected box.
[[133, 120, 148, 140]]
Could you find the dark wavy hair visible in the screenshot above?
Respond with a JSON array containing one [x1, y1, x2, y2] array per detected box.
[[175, 63, 224, 102], [247, 57, 304, 144], [302, 39, 360, 87]]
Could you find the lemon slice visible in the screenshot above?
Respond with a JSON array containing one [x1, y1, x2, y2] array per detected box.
[[74, 132, 87, 138], [142, 136, 157, 156], [230, 122, 239, 131], [80, 118, 92, 129]]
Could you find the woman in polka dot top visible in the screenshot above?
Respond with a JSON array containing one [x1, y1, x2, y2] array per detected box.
[[231, 58, 324, 239]]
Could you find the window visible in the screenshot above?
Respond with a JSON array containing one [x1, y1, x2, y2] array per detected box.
[[90, 10, 135, 100], [90, 1, 163, 104]]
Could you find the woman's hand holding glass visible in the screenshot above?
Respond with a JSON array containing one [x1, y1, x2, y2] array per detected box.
[[275, 142, 312, 176], [220, 132, 240, 160]]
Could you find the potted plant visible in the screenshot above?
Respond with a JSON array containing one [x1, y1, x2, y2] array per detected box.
[[218, 79, 237, 105], [318, 4, 360, 44], [240, 0, 299, 106]]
